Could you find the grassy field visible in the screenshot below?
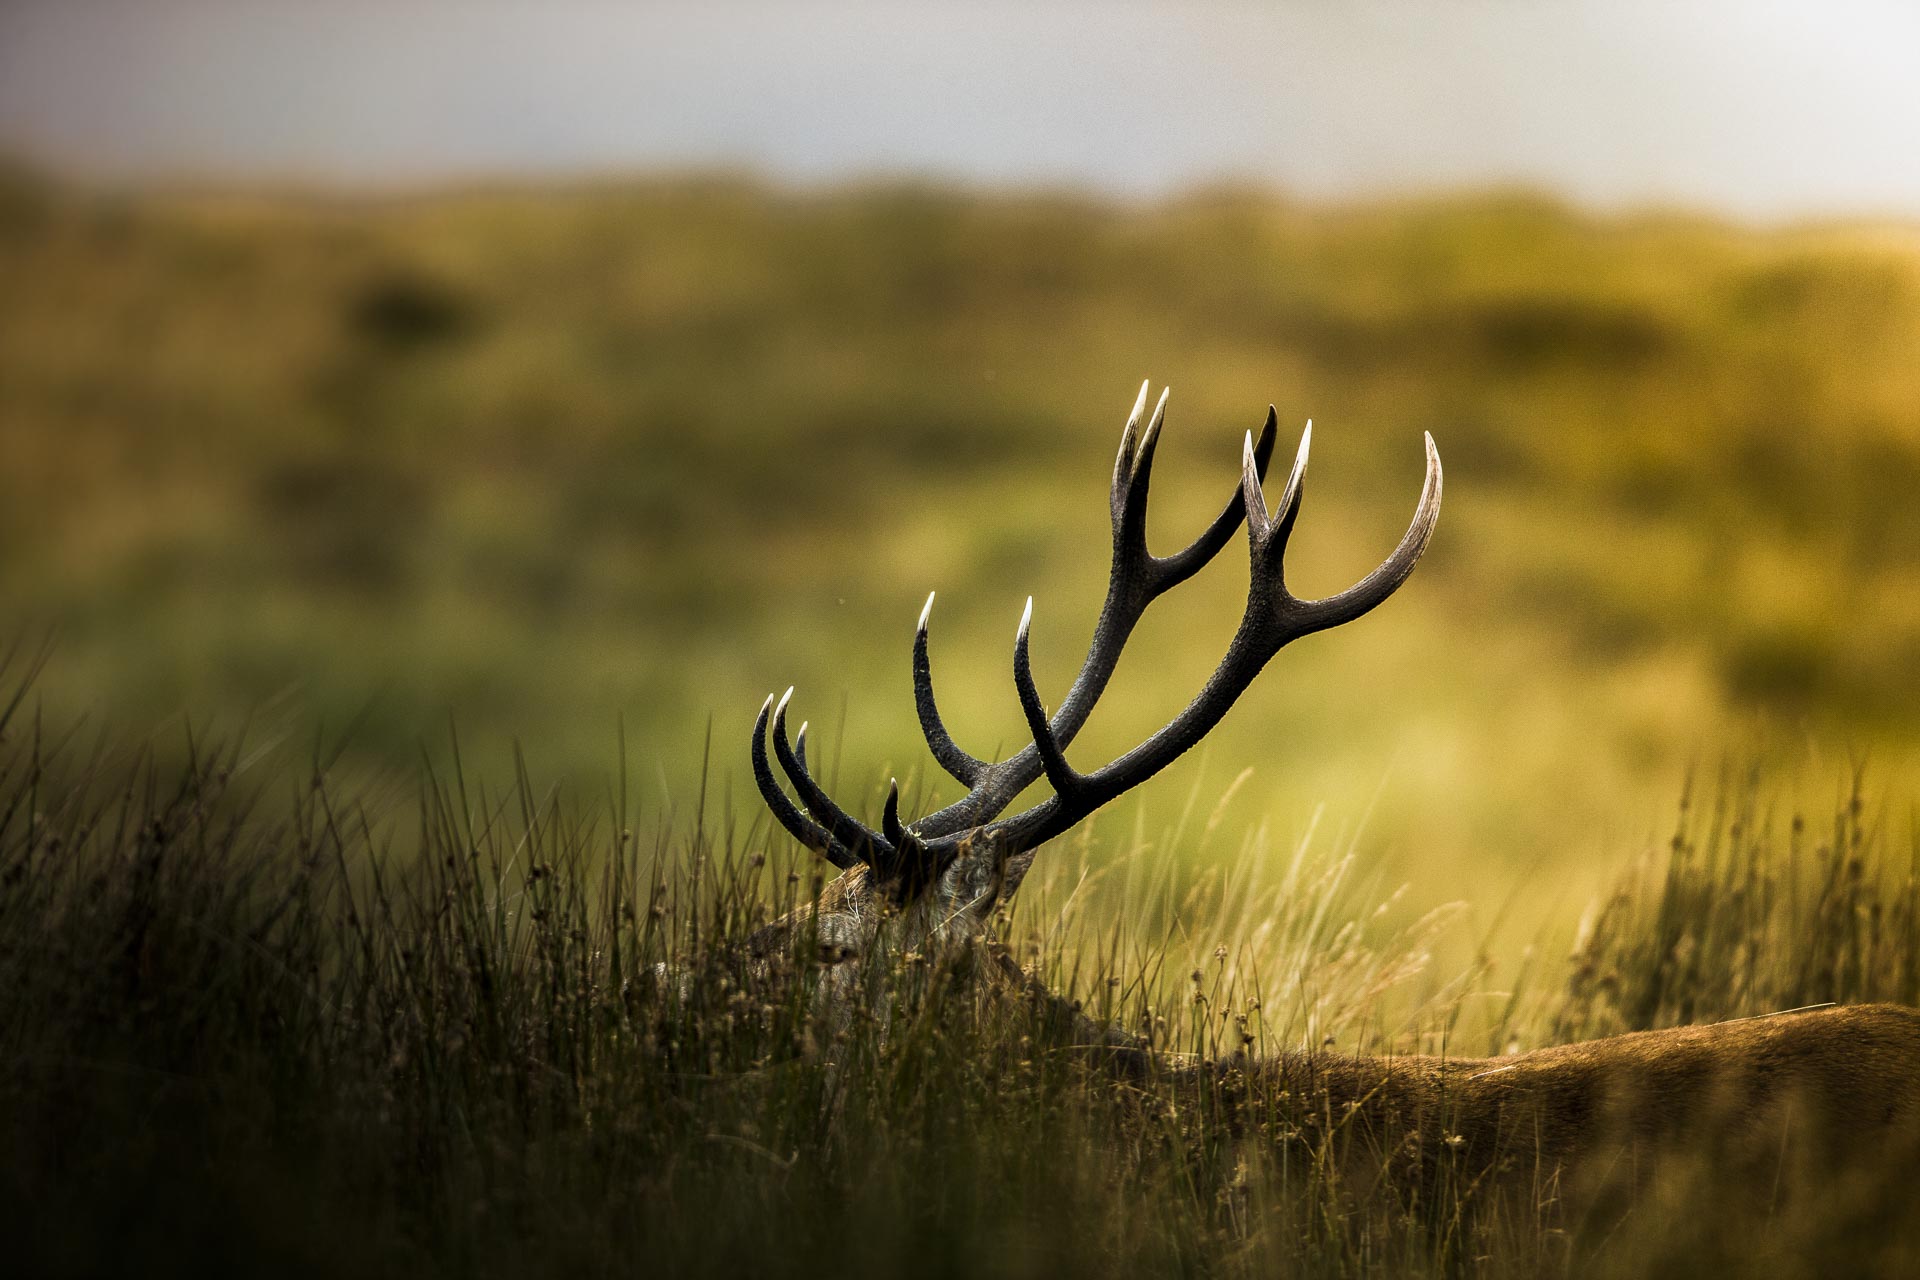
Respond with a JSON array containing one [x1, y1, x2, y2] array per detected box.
[[6, 676, 1920, 1278], [8, 162, 1920, 1270], [6, 163, 1920, 935]]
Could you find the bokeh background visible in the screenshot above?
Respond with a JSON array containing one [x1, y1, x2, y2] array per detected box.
[[3, 1, 1919, 927]]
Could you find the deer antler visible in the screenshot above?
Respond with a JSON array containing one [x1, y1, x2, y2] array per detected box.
[[911, 381, 1279, 834], [993, 423, 1441, 854], [752, 384, 1440, 897]]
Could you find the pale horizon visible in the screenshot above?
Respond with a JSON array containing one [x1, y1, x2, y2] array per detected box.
[[3, 1, 1919, 224]]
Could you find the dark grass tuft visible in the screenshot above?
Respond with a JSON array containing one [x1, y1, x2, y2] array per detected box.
[[4, 670, 1920, 1277]]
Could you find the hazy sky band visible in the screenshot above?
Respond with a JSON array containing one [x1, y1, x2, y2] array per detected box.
[[3, 0, 1917, 220]]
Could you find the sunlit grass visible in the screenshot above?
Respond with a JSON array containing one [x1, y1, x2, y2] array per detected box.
[[4, 663, 1920, 1277]]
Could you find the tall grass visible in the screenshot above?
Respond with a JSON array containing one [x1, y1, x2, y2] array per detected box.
[[1557, 766, 1920, 1040], [4, 667, 1919, 1277]]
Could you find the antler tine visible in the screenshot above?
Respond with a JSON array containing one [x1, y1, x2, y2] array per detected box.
[[770, 690, 893, 868], [914, 385, 1274, 840], [1109, 379, 1152, 522], [1271, 420, 1312, 551], [752, 692, 860, 870], [881, 778, 908, 850], [1114, 386, 1171, 547], [1156, 407, 1278, 588], [912, 592, 987, 787], [1011, 598, 1084, 802], [1240, 428, 1272, 537], [1236, 416, 1311, 561], [1284, 430, 1442, 635], [992, 428, 1442, 857]]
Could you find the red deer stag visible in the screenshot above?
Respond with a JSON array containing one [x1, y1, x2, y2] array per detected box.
[[748, 382, 1920, 1196]]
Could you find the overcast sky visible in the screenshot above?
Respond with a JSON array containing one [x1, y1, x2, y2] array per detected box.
[[3, 1, 1917, 221]]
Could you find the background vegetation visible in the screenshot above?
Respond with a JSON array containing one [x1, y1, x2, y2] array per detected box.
[[7, 160, 1920, 1272], [6, 165, 1920, 921]]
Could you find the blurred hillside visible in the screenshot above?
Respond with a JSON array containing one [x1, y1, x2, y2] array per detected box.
[[3, 164, 1918, 904]]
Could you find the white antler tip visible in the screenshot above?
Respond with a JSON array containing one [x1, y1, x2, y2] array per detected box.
[[1241, 430, 1270, 523], [1294, 421, 1313, 468], [918, 590, 935, 631], [1139, 385, 1169, 454], [775, 687, 794, 716], [1018, 596, 1034, 637], [1129, 379, 1151, 426]]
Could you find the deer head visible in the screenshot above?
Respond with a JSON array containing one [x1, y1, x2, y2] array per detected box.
[[748, 382, 1441, 974]]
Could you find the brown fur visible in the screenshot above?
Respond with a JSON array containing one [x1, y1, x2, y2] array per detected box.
[[757, 867, 1920, 1196], [1239, 1004, 1920, 1183], [729, 855, 1920, 1218], [1004, 942, 1920, 1198]]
